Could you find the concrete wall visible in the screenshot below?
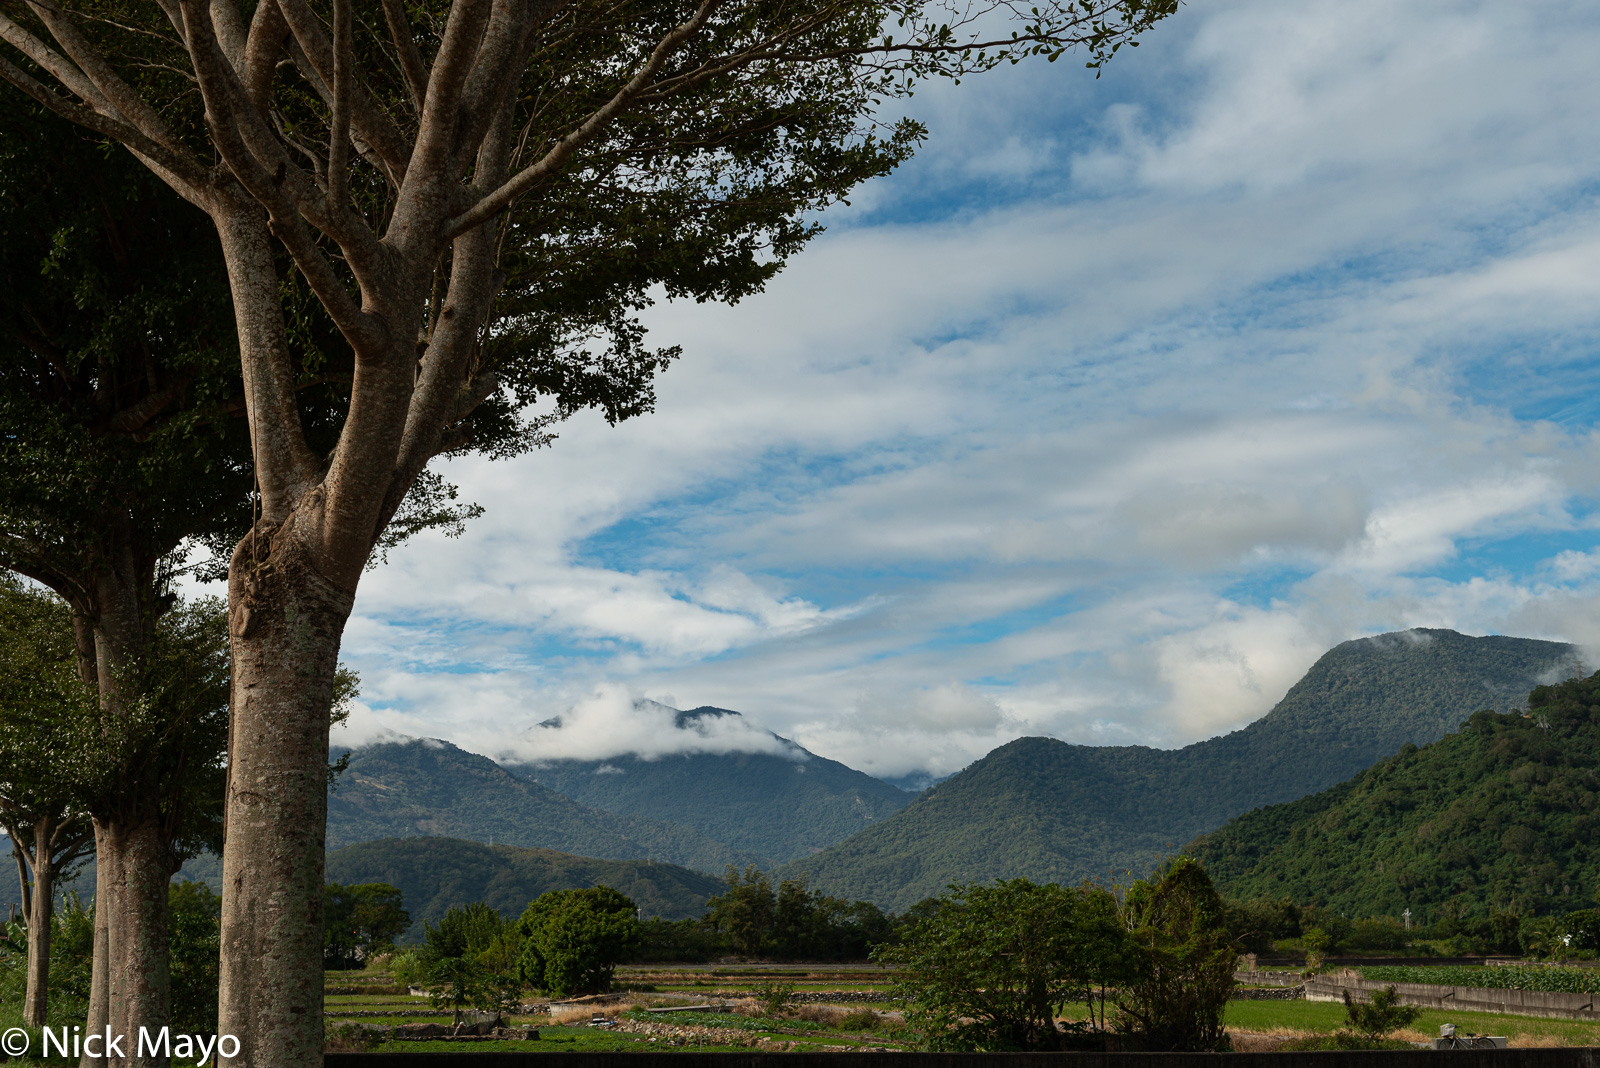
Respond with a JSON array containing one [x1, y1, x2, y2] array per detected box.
[[1307, 971, 1600, 1022]]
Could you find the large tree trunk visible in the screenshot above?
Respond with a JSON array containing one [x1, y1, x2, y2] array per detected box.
[[103, 817, 171, 1068], [218, 539, 350, 1067], [23, 819, 56, 1028]]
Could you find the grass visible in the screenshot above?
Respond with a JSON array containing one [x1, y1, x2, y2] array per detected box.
[[1222, 998, 1600, 1047]]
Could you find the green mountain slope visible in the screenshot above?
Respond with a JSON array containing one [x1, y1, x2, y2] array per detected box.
[[327, 740, 765, 872], [781, 629, 1581, 911], [1188, 671, 1600, 921], [507, 708, 911, 862], [325, 837, 724, 936]]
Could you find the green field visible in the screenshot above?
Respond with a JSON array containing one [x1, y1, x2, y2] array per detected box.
[[1219, 999, 1600, 1047]]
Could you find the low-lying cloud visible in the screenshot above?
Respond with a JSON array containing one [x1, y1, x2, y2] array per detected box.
[[494, 685, 801, 765]]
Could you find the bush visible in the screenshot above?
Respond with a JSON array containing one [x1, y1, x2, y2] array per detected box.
[[517, 886, 641, 996], [752, 979, 794, 1017], [1343, 985, 1419, 1041], [876, 878, 1131, 1051], [1347, 918, 1407, 953], [169, 881, 221, 1034], [1116, 858, 1236, 1052]]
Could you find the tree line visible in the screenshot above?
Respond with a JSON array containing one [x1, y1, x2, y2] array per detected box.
[[375, 857, 1239, 1052]]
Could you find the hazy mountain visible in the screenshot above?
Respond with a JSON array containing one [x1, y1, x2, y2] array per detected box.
[[325, 837, 724, 937], [505, 707, 912, 862], [1190, 670, 1600, 920], [326, 739, 766, 872], [779, 629, 1582, 911]]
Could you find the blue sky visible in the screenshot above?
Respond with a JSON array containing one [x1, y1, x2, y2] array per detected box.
[[329, 0, 1600, 781]]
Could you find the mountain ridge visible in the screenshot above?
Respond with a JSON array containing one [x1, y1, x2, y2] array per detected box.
[[1187, 669, 1600, 921], [778, 628, 1582, 910], [504, 706, 912, 862], [326, 738, 768, 872]]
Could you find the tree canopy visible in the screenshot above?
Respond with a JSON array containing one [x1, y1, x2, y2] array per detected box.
[[517, 885, 642, 996]]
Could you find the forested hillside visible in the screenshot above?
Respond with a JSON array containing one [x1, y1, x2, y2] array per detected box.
[[326, 740, 764, 872], [324, 837, 724, 937], [781, 629, 1580, 911], [1189, 671, 1600, 922], [508, 707, 911, 862]]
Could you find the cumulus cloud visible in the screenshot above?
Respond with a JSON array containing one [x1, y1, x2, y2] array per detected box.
[[299, 0, 1600, 782]]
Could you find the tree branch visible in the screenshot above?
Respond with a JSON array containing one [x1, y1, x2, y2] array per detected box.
[[378, 0, 427, 111], [0, 54, 209, 195], [241, 0, 288, 114], [273, 0, 413, 183], [327, 0, 352, 210], [400, 0, 495, 193], [25, 0, 188, 152], [445, 0, 722, 239]]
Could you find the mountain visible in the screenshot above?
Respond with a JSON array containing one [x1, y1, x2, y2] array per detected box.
[[325, 837, 724, 937], [326, 739, 766, 872], [505, 707, 912, 863], [779, 629, 1582, 911], [1188, 670, 1600, 921]]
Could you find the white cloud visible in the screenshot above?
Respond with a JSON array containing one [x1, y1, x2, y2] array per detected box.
[[312, 0, 1600, 781], [498, 687, 800, 764]]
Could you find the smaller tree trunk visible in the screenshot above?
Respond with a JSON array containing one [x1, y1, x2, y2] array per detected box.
[[81, 824, 114, 1068], [23, 818, 56, 1027]]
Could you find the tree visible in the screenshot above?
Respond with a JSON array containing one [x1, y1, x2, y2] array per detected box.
[[0, 95, 250, 1057], [706, 865, 775, 956], [0, 576, 94, 1027], [0, 96, 387, 1054], [324, 882, 410, 968], [1563, 910, 1600, 956], [518, 886, 642, 996], [0, 577, 231, 1047], [876, 878, 1132, 1051], [419, 901, 523, 1020], [167, 880, 222, 1036], [1116, 858, 1236, 1052], [0, 0, 1177, 1058]]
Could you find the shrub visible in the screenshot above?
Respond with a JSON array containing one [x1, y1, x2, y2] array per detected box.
[[752, 979, 795, 1017], [876, 878, 1131, 1051], [518, 886, 642, 997], [839, 1009, 881, 1031], [1116, 858, 1236, 1052], [1343, 985, 1420, 1042]]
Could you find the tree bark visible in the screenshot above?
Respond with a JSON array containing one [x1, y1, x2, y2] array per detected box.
[[103, 817, 170, 1068], [218, 537, 351, 1067], [81, 825, 114, 1068], [23, 819, 55, 1028]]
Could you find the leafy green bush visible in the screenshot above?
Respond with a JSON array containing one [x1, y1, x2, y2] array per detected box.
[[1343, 985, 1419, 1041], [1361, 964, 1600, 993], [839, 1009, 881, 1031], [169, 881, 221, 1034], [752, 979, 795, 1017], [1116, 858, 1236, 1052], [876, 877, 1131, 1051], [518, 885, 641, 996]]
